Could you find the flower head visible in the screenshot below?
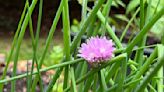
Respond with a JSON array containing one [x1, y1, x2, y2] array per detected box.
[[78, 36, 114, 64]]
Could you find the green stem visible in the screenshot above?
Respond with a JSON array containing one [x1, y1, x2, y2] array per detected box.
[[127, 47, 157, 91], [26, 0, 44, 91], [83, 73, 94, 92], [134, 45, 164, 92], [81, 0, 88, 23], [70, 0, 105, 52], [120, 7, 140, 41], [116, 54, 127, 92], [125, 7, 164, 54], [0, 1, 28, 91], [11, 0, 38, 91], [46, 67, 63, 92], [98, 70, 107, 92], [0, 59, 83, 84], [157, 67, 163, 92], [70, 67, 77, 92], [77, 62, 87, 92], [62, 0, 71, 90], [31, 0, 64, 90], [134, 0, 146, 68], [97, 11, 122, 48]]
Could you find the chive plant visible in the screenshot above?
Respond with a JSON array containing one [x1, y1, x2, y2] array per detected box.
[[0, 0, 164, 92]]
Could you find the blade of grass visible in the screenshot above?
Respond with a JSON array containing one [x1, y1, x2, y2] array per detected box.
[[11, 0, 38, 91], [157, 67, 163, 92], [116, 54, 127, 92], [70, 0, 105, 52], [120, 7, 140, 41], [125, 7, 164, 54], [83, 73, 94, 92], [62, 0, 71, 90], [98, 70, 107, 92], [46, 67, 63, 92], [26, 60, 29, 92], [0, 1, 28, 91], [97, 11, 122, 48], [31, 0, 64, 90], [0, 59, 83, 84], [92, 73, 98, 92], [76, 62, 87, 92], [93, 0, 112, 37], [106, 78, 143, 92], [105, 62, 121, 83], [29, 0, 43, 91], [134, 44, 164, 92], [134, 0, 146, 68], [126, 47, 157, 91], [26, 0, 44, 91], [70, 67, 77, 92], [81, 0, 88, 23], [46, 58, 83, 92], [140, 0, 145, 28]]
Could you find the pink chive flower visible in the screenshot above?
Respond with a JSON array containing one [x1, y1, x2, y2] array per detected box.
[[78, 36, 114, 64]]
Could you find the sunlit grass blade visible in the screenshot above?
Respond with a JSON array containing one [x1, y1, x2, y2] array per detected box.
[[157, 67, 163, 92]]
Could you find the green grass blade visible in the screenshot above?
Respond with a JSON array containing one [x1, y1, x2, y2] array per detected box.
[[97, 11, 122, 48], [26, 0, 44, 91], [127, 47, 157, 91], [70, 0, 105, 52], [46, 68, 63, 92], [157, 67, 163, 92], [98, 70, 107, 91], [134, 44, 164, 92], [81, 0, 88, 23], [10, 0, 38, 91], [125, 7, 164, 54], [105, 62, 121, 83], [62, 0, 71, 89], [83, 74, 94, 92], [0, 59, 83, 84], [76, 62, 87, 92], [0, 1, 28, 91], [116, 54, 127, 92], [70, 67, 77, 92], [134, 0, 146, 68], [31, 0, 64, 90], [120, 7, 140, 41]]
